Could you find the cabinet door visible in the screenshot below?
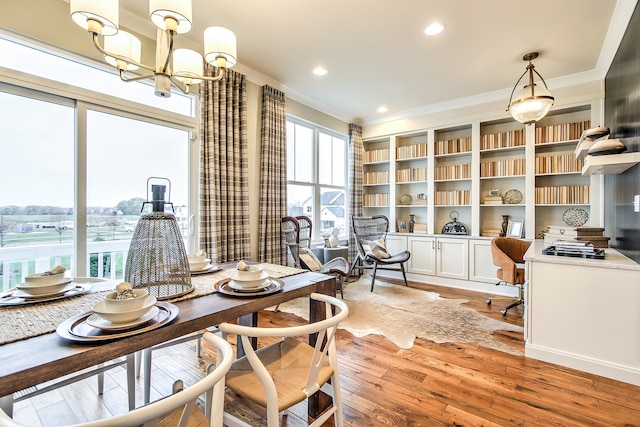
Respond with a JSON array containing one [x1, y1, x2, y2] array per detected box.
[[436, 237, 468, 280], [469, 239, 498, 283], [385, 234, 407, 255], [407, 236, 436, 275]]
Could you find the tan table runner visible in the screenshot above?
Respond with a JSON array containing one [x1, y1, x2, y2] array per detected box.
[[0, 264, 305, 345]]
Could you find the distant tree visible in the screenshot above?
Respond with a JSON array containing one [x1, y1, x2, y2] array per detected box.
[[116, 198, 146, 215], [0, 215, 13, 247]]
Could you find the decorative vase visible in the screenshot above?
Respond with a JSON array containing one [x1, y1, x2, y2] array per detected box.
[[329, 234, 339, 248], [409, 214, 416, 233], [500, 215, 510, 237]]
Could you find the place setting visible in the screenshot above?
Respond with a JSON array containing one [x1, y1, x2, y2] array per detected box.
[[57, 282, 179, 342], [188, 250, 221, 275], [215, 261, 283, 298], [0, 266, 93, 307]]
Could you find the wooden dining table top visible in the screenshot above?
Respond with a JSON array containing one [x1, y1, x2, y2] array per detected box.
[[0, 269, 335, 399]]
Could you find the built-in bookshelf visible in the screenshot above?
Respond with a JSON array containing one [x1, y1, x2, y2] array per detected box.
[[363, 137, 391, 213], [361, 102, 600, 238], [533, 106, 592, 236]]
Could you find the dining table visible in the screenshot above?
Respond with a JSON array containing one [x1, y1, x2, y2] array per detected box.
[[0, 263, 336, 419]]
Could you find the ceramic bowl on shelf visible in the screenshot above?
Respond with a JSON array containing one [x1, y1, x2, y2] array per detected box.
[[103, 288, 150, 311], [92, 294, 157, 323]]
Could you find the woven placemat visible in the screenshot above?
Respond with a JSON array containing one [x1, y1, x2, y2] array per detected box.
[[0, 264, 305, 346]]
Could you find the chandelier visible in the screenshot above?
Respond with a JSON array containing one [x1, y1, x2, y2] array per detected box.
[[507, 52, 555, 124], [70, 0, 237, 98]]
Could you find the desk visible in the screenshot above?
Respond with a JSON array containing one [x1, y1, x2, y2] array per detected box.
[[0, 269, 335, 416], [524, 240, 640, 386]]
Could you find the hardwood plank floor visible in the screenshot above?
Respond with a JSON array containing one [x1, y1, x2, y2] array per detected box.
[[10, 277, 640, 426]]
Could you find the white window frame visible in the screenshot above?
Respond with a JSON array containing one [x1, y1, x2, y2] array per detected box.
[[0, 31, 200, 278], [286, 115, 348, 242]]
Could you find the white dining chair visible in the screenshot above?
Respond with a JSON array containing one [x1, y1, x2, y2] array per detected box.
[[0, 332, 233, 427], [218, 293, 349, 427]]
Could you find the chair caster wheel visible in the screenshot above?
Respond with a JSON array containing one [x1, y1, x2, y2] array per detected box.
[[486, 299, 492, 305], [501, 309, 507, 316]]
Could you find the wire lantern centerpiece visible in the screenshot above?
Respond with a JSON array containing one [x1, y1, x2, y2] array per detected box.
[[125, 177, 193, 299]]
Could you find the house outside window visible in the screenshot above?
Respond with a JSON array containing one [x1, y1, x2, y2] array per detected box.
[[286, 116, 347, 241]]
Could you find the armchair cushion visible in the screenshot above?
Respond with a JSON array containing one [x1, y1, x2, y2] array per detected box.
[[299, 247, 322, 272], [363, 239, 390, 259]]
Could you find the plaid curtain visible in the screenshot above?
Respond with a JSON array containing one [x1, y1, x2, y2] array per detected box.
[[347, 123, 364, 265], [258, 85, 287, 264], [199, 67, 251, 263]]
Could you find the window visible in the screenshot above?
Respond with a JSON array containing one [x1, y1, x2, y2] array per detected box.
[[0, 34, 197, 288], [286, 117, 348, 241]]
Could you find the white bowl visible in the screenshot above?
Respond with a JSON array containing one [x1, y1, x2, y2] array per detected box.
[[103, 288, 150, 311], [188, 255, 207, 264], [92, 295, 157, 323], [232, 265, 264, 281], [17, 280, 72, 295], [24, 272, 67, 286], [189, 258, 211, 271]]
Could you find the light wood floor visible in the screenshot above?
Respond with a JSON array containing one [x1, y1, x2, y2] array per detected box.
[[10, 277, 640, 426]]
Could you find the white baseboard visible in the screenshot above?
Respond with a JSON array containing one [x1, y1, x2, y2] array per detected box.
[[526, 343, 640, 387]]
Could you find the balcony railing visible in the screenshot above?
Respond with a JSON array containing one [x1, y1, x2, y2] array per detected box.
[[0, 241, 131, 291]]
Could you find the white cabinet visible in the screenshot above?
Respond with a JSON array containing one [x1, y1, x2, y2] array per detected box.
[[385, 234, 407, 257], [407, 235, 436, 275], [436, 237, 468, 280], [468, 239, 498, 283]]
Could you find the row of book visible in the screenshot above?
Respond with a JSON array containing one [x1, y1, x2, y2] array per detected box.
[[434, 137, 472, 155], [535, 120, 591, 144], [535, 153, 584, 174], [544, 226, 609, 248], [480, 158, 526, 177], [396, 167, 426, 183], [434, 163, 471, 180], [534, 185, 590, 205], [363, 171, 389, 185], [434, 190, 471, 205], [363, 193, 389, 207], [396, 144, 427, 160], [364, 148, 389, 163], [480, 129, 526, 151]]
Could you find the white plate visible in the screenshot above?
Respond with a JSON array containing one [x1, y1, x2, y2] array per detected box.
[[191, 264, 216, 273], [229, 270, 269, 283], [15, 280, 74, 297], [86, 306, 160, 331], [0, 283, 93, 306], [228, 278, 270, 292]]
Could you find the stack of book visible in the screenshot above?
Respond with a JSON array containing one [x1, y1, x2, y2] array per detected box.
[[413, 223, 427, 233], [484, 195, 504, 205], [549, 239, 599, 256], [413, 198, 427, 206], [544, 226, 609, 248], [481, 229, 501, 237]]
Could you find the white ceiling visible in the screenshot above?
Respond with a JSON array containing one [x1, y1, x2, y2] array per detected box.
[[118, 0, 637, 125]]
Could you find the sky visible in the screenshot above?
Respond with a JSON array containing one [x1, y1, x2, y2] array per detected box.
[[0, 38, 190, 209]]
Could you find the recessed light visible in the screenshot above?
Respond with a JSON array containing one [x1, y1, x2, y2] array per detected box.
[[424, 23, 445, 36], [313, 67, 328, 76], [377, 106, 388, 113]]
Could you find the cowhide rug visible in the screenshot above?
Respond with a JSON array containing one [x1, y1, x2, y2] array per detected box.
[[269, 276, 524, 355]]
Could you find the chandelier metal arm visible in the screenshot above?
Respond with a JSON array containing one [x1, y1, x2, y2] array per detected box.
[[91, 32, 155, 73], [506, 68, 529, 110], [119, 69, 156, 83], [531, 67, 551, 91]]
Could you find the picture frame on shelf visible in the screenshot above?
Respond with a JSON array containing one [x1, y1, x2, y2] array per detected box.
[[398, 220, 408, 233], [507, 220, 524, 238]]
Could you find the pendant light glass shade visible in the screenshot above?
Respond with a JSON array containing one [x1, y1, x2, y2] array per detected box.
[[124, 178, 193, 300], [507, 52, 554, 124]]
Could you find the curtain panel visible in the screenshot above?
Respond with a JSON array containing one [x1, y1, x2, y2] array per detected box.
[[258, 85, 287, 264], [347, 123, 364, 266], [199, 67, 251, 263]]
